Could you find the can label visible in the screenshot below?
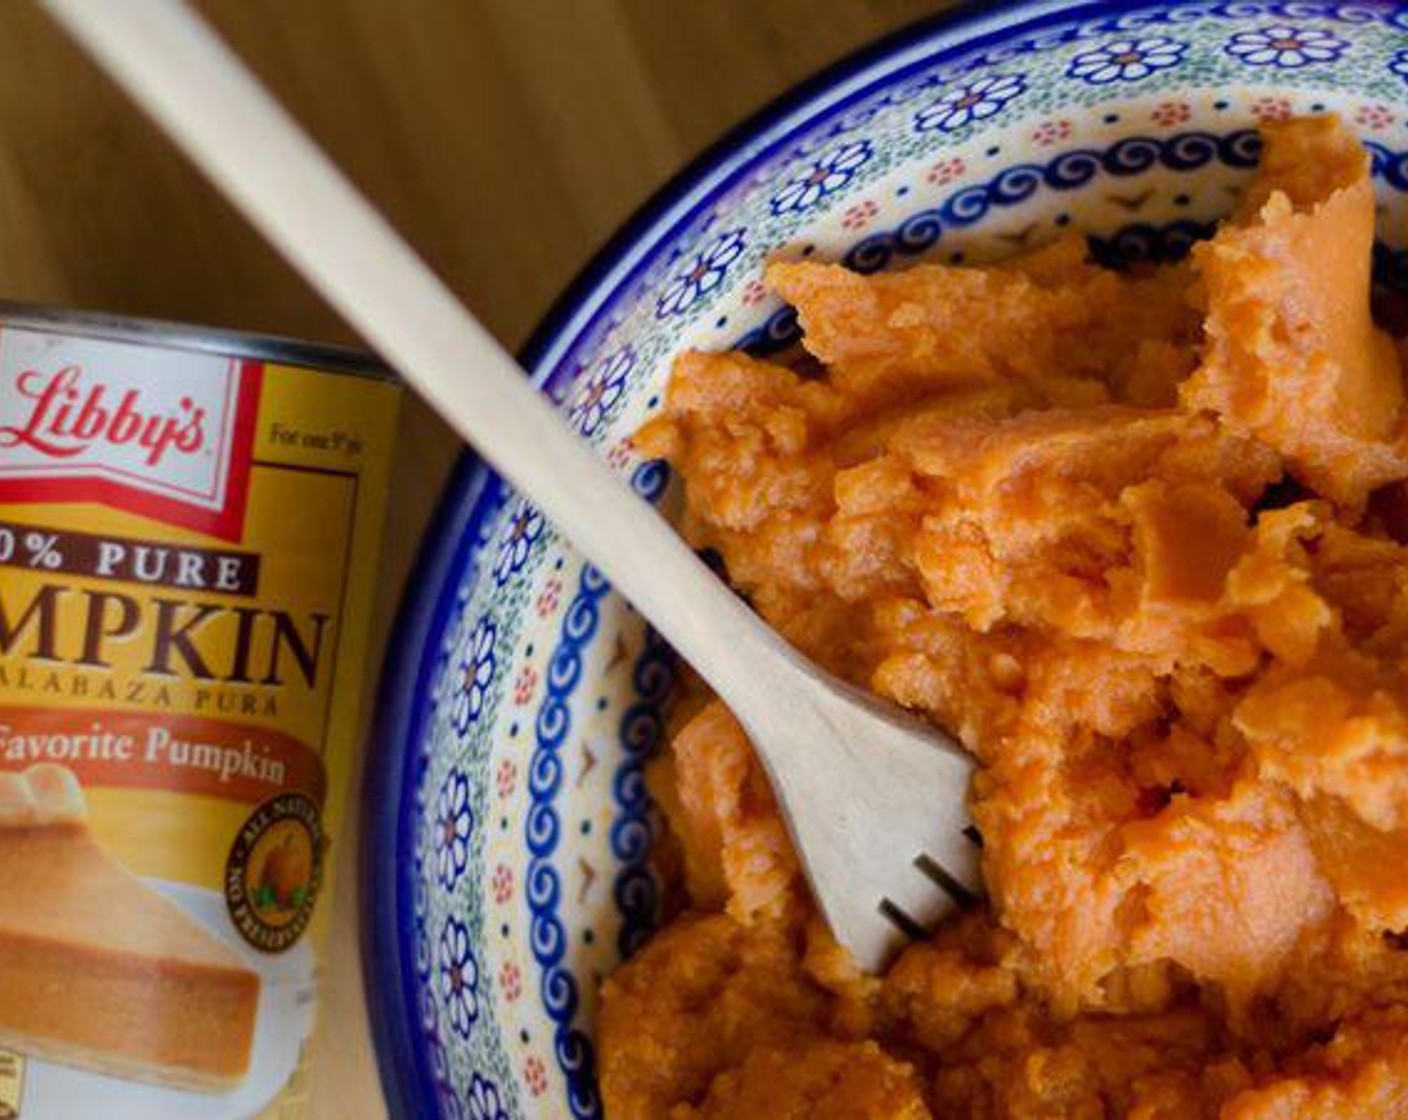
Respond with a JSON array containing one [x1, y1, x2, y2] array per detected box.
[[0, 324, 399, 1120]]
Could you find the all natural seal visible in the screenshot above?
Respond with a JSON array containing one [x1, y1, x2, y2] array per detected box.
[[226, 791, 326, 953]]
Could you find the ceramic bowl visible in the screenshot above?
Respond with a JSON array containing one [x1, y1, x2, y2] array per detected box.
[[364, 2, 1408, 1116]]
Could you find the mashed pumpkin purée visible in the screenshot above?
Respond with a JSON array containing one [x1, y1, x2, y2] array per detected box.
[[598, 116, 1408, 1118]]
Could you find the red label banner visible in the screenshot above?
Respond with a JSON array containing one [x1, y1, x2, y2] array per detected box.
[[0, 705, 326, 805]]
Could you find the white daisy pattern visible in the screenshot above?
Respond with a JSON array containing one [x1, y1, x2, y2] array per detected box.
[[1067, 36, 1188, 84], [438, 916, 480, 1040], [467, 1074, 508, 1120], [449, 616, 496, 736], [492, 500, 545, 585], [569, 347, 634, 436], [1225, 25, 1348, 68], [770, 141, 873, 214], [1390, 48, 1408, 83], [433, 768, 473, 891], [914, 73, 1027, 133], [655, 229, 746, 318]]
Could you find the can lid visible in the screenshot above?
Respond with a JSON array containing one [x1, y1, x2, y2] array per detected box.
[[0, 299, 397, 382]]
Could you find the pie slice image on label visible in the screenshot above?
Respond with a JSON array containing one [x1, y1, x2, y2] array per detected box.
[[0, 765, 260, 1093]]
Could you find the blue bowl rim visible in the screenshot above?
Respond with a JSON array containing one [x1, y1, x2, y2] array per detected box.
[[358, 0, 1272, 1115]]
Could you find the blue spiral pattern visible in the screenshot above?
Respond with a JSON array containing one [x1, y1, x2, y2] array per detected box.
[[611, 623, 677, 958], [609, 459, 680, 957], [1089, 219, 1219, 267], [521, 563, 608, 1119], [629, 458, 672, 502], [843, 130, 1261, 274], [738, 304, 800, 357]]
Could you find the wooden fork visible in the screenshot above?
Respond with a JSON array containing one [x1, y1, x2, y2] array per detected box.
[[46, 0, 983, 972]]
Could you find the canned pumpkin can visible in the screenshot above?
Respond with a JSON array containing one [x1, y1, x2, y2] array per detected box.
[[0, 306, 400, 1120]]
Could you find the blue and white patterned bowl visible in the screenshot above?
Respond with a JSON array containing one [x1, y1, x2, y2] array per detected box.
[[364, 2, 1408, 1116]]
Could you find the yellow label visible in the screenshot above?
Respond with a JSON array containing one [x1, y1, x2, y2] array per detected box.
[[0, 331, 398, 1119]]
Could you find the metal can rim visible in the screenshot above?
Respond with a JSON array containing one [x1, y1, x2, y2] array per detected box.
[[0, 298, 396, 382]]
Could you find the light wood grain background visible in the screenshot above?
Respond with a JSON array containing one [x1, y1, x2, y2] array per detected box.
[[0, 2, 950, 1115]]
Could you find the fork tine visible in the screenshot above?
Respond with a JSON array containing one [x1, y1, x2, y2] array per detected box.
[[878, 897, 930, 941], [875, 853, 968, 946], [914, 851, 980, 910]]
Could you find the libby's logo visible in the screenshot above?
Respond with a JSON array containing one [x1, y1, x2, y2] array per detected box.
[[0, 366, 208, 467], [0, 327, 263, 541]]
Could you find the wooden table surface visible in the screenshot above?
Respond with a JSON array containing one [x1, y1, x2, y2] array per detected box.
[[0, 2, 948, 1115]]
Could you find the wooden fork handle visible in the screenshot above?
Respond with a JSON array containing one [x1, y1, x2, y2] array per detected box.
[[43, 0, 793, 714]]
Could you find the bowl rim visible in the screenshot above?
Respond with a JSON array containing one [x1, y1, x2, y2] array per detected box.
[[358, 0, 1262, 1114]]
